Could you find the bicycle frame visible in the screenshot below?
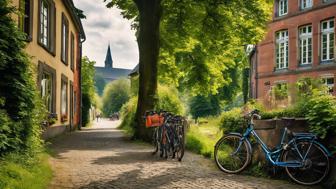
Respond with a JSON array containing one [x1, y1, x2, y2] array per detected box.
[[237, 123, 319, 168]]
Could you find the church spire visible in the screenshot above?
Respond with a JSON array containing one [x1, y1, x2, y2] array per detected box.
[[104, 44, 113, 68]]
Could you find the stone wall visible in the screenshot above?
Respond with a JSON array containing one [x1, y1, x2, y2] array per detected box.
[[253, 119, 335, 188]]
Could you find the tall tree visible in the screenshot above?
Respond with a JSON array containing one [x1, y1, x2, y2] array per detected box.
[[81, 56, 96, 126], [105, 0, 272, 140]]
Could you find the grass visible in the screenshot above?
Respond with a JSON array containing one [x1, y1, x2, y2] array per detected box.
[[0, 152, 52, 189], [186, 117, 222, 158]]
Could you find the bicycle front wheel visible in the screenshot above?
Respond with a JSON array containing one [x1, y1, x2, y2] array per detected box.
[[214, 134, 251, 173], [283, 141, 330, 185]]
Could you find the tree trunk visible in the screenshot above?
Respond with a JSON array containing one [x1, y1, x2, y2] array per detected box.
[[133, 0, 161, 141]]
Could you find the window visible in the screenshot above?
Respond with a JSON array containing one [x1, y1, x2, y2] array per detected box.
[[61, 76, 68, 122], [321, 19, 334, 62], [301, 0, 312, 9], [299, 25, 312, 65], [322, 76, 334, 93], [273, 82, 288, 100], [61, 13, 69, 64], [40, 0, 48, 46], [38, 0, 56, 54], [38, 62, 56, 114], [19, 0, 33, 41], [278, 0, 288, 16], [41, 73, 53, 112], [276, 30, 289, 69], [70, 32, 75, 71]]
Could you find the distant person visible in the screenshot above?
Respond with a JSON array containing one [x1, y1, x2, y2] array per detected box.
[[96, 113, 100, 122]]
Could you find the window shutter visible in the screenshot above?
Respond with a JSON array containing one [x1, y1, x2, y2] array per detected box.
[[50, 1, 56, 55]]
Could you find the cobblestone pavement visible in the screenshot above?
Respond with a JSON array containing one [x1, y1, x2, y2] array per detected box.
[[48, 119, 319, 189]]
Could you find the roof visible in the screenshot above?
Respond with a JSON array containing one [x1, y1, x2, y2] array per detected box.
[[128, 64, 139, 76], [62, 0, 86, 40], [95, 67, 132, 82]]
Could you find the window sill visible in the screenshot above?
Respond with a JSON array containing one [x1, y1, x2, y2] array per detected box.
[[37, 42, 56, 57], [274, 68, 289, 73], [320, 60, 335, 65]]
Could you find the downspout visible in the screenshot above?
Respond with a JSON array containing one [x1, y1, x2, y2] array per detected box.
[[255, 46, 258, 99], [79, 34, 86, 130]]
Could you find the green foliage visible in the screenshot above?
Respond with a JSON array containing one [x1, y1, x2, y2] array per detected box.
[[94, 74, 106, 96], [102, 79, 131, 117], [189, 95, 220, 119], [119, 84, 185, 135], [304, 91, 336, 139], [186, 117, 222, 158], [155, 84, 184, 115], [81, 56, 96, 126], [242, 68, 250, 103], [0, 0, 45, 156], [119, 97, 137, 135], [105, 0, 273, 96], [219, 108, 246, 134], [0, 152, 52, 189]]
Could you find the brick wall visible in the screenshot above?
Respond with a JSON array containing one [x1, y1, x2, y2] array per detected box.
[[253, 1, 336, 101]]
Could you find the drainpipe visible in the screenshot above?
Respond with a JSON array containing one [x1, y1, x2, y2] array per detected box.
[[255, 46, 258, 99], [79, 34, 86, 130]]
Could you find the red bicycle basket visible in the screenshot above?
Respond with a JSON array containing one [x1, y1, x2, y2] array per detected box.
[[146, 114, 164, 128]]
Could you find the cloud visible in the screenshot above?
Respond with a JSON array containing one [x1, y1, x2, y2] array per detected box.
[[73, 0, 139, 69]]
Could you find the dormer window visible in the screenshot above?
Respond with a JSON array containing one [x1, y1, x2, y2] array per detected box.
[[301, 0, 312, 9], [278, 0, 288, 16]]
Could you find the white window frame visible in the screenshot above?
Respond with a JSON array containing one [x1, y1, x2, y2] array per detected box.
[[40, 0, 49, 46], [276, 30, 289, 69], [41, 73, 53, 112], [322, 76, 334, 93], [301, 0, 313, 9], [321, 19, 335, 61], [299, 25, 313, 65], [61, 81, 67, 116], [278, 0, 288, 16]]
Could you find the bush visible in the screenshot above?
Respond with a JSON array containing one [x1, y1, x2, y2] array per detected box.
[[219, 108, 245, 134], [102, 79, 131, 117], [119, 84, 185, 135], [156, 84, 185, 115], [0, 0, 45, 156], [304, 91, 336, 139], [119, 97, 137, 135]]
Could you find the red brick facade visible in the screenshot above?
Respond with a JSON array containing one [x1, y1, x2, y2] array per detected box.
[[251, 0, 336, 103]]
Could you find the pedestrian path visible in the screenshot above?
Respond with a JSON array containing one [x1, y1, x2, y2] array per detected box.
[[48, 119, 318, 189]]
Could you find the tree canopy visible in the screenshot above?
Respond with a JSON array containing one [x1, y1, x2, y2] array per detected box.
[[104, 0, 273, 140]]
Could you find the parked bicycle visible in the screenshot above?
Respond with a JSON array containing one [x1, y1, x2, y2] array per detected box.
[[145, 110, 186, 161], [214, 109, 332, 185]]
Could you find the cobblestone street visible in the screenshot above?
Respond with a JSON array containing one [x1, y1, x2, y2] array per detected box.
[[48, 119, 318, 189]]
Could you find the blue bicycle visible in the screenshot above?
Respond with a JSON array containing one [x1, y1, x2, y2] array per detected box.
[[214, 109, 332, 185]]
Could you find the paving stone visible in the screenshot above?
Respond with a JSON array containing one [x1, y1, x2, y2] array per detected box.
[[48, 119, 320, 189]]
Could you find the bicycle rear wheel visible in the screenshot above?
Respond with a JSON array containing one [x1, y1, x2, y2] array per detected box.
[[175, 126, 185, 161], [214, 134, 251, 173], [283, 141, 330, 185]]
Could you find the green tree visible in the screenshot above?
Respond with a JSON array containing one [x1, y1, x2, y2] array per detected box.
[[94, 74, 106, 96], [102, 79, 131, 117], [0, 0, 45, 155], [105, 0, 273, 140], [81, 56, 96, 126], [189, 95, 220, 122]]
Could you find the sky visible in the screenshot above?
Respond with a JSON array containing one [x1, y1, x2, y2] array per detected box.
[[73, 0, 139, 69]]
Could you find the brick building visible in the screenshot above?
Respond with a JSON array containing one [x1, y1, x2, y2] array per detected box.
[[250, 0, 336, 105]]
